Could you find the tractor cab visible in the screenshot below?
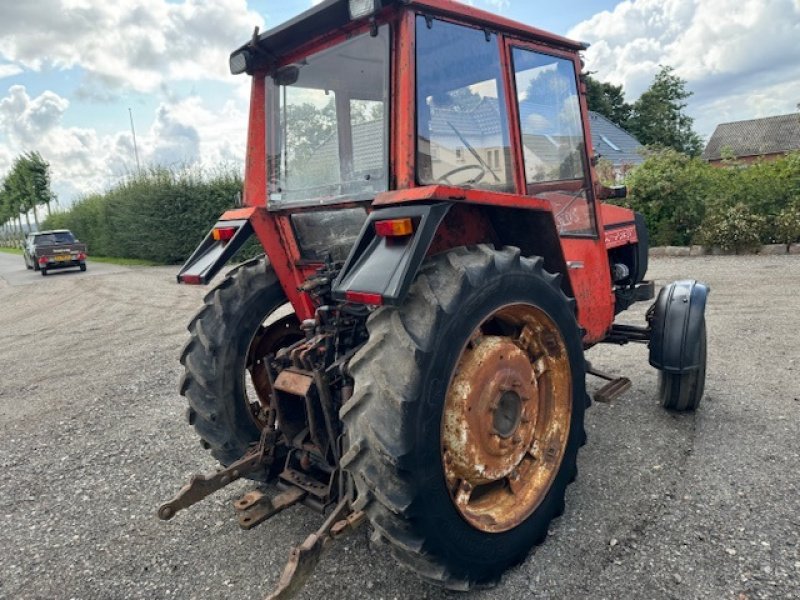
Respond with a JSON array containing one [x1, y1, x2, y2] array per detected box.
[[180, 0, 636, 341]]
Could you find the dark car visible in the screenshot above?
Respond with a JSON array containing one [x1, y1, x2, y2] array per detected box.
[[23, 230, 88, 276]]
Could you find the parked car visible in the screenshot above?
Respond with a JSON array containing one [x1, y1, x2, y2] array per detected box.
[[23, 230, 87, 276]]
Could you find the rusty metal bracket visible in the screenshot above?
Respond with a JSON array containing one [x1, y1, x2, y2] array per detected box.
[[586, 362, 632, 403], [157, 429, 276, 521], [234, 487, 307, 530], [265, 500, 366, 600]]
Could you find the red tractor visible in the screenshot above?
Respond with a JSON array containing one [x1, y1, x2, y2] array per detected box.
[[160, 1, 709, 597]]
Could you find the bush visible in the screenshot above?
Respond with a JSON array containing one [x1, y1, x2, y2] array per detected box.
[[623, 150, 800, 247], [623, 149, 715, 246], [42, 167, 242, 264], [774, 199, 800, 245], [700, 203, 766, 253]]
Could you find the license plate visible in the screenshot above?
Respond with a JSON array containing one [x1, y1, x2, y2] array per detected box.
[[56, 255, 71, 262]]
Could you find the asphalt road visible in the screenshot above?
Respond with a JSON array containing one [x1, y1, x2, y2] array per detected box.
[[0, 254, 798, 600]]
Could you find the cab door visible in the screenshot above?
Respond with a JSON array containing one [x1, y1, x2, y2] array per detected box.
[[503, 40, 615, 342]]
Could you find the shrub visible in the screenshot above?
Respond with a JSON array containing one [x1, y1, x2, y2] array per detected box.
[[774, 199, 800, 245], [42, 166, 242, 263], [700, 203, 766, 253], [623, 149, 715, 246]]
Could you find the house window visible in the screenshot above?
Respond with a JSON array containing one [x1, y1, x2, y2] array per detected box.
[[416, 17, 513, 190]]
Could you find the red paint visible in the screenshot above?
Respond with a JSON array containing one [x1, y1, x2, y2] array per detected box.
[[180, 274, 203, 285]]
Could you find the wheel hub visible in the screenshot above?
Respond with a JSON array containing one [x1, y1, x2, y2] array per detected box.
[[441, 304, 572, 533], [443, 337, 538, 484]]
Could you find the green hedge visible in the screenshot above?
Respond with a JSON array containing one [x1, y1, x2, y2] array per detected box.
[[621, 149, 800, 248], [43, 167, 244, 264]]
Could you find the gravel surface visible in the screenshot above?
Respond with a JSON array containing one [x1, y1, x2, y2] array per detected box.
[[1, 252, 798, 600]]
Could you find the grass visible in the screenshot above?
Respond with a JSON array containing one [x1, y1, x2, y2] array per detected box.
[[0, 245, 160, 266]]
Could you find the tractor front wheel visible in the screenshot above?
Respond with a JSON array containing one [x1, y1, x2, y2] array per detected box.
[[658, 322, 707, 411], [179, 256, 302, 480], [342, 246, 586, 589]]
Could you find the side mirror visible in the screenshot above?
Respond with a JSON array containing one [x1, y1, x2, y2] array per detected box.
[[598, 185, 627, 200], [272, 65, 300, 87]]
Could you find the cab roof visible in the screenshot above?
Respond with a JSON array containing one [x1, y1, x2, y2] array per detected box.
[[232, 0, 586, 74]]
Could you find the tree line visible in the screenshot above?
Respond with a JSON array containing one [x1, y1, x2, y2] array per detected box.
[[0, 152, 55, 246]]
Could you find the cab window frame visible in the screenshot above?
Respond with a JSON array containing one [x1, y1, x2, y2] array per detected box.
[[506, 38, 598, 238], [413, 14, 515, 193]]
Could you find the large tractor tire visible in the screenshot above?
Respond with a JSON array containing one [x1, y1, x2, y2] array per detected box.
[[179, 256, 302, 480], [658, 322, 707, 411], [342, 245, 586, 589]]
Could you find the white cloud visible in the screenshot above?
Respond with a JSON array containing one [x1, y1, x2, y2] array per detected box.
[[568, 0, 800, 137], [0, 0, 264, 93], [0, 64, 22, 79], [0, 85, 247, 204]]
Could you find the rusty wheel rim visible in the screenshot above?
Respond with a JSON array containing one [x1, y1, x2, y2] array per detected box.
[[244, 309, 302, 429], [441, 304, 572, 533]]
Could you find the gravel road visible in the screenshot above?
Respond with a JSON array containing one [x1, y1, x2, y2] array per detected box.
[[1, 253, 798, 600]]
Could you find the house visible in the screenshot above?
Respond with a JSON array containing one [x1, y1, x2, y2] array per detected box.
[[587, 111, 645, 181], [702, 113, 800, 164]]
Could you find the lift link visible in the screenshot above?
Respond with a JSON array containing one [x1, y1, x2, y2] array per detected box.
[[265, 499, 366, 600], [157, 428, 277, 521]]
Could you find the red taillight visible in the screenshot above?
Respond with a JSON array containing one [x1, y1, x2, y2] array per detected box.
[[77, 252, 86, 260], [212, 226, 237, 242], [345, 291, 383, 306], [38, 256, 47, 264], [374, 218, 414, 237], [181, 274, 204, 285]]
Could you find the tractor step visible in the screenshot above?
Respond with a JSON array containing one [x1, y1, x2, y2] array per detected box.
[[586, 362, 632, 403], [593, 377, 632, 403]]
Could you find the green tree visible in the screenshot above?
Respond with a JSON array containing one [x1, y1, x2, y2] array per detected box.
[[627, 66, 703, 156], [26, 151, 56, 218], [584, 74, 632, 127]]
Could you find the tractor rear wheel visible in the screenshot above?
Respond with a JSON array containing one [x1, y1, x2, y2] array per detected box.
[[658, 322, 707, 411], [342, 246, 586, 589], [179, 256, 302, 480]]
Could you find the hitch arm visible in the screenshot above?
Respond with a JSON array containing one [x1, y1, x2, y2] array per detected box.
[[266, 499, 366, 600], [158, 451, 265, 520], [157, 433, 274, 520]]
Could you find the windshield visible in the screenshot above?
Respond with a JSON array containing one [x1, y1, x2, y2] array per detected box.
[[267, 26, 390, 208], [35, 232, 75, 246]]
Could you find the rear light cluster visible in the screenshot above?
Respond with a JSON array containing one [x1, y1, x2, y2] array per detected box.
[[345, 291, 383, 306], [77, 252, 86, 260], [38, 256, 48, 265], [374, 218, 414, 237], [212, 226, 237, 242]]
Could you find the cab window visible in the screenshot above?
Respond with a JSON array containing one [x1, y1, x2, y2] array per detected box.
[[416, 17, 513, 192], [512, 47, 595, 235]]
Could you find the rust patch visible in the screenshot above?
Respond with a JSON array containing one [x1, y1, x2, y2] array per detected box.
[[441, 304, 572, 533]]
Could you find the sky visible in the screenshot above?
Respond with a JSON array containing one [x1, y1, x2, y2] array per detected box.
[[0, 0, 798, 206]]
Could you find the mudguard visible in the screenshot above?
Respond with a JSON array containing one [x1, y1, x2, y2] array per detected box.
[[331, 203, 451, 306], [177, 217, 254, 285], [649, 280, 709, 373]]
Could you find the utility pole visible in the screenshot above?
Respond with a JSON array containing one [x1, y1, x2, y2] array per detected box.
[[128, 108, 141, 175]]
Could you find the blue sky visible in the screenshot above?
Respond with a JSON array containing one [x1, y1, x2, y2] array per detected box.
[[1, 0, 799, 205]]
